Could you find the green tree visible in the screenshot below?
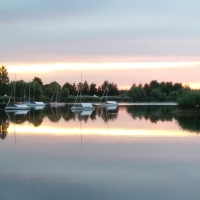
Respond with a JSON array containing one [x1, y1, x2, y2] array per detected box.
[[150, 88, 162, 101], [43, 82, 61, 100], [161, 92, 167, 102], [173, 83, 183, 91], [127, 87, 147, 102], [62, 82, 77, 95], [165, 82, 174, 95], [89, 83, 97, 96], [33, 77, 43, 87], [61, 87, 70, 99], [82, 80, 90, 95], [108, 82, 119, 96], [178, 91, 196, 108], [143, 83, 151, 96], [8, 80, 26, 102], [168, 91, 179, 102], [0, 66, 9, 96], [150, 80, 159, 90]]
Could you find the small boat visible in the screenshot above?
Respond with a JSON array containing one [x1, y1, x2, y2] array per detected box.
[[71, 72, 95, 112], [50, 83, 65, 107], [71, 103, 95, 111], [100, 86, 118, 107], [5, 78, 30, 111], [100, 101, 118, 107], [27, 101, 46, 107], [50, 102, 65, 107], [5, 103, 30, 111], [33, 105, 45, 110], [26, 81, 45, 107]]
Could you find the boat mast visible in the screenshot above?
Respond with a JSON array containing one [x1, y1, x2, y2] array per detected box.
[[56, 83, 58, 102], [33, 80, 35, 102], [80, 71, 82, 104], [14, 74, 16, 104], [29, 81, 30, 102], [106, 86, 108, 102]]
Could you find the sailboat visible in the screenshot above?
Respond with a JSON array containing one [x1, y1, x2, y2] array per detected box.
[[71, 86, 95, 111], [71, 72, 95, 112], [50, 83, 65, 107], [26, 81, 45, 107], [5, 79, 30, 111], [100, 86, 118, 107]]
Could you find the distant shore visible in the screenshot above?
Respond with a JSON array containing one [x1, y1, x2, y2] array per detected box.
[[65, 102, 178, 106]]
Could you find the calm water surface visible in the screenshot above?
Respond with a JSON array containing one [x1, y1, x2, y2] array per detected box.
[[0, 105, 200, 200]]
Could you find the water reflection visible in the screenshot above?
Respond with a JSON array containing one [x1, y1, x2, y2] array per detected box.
[[0, 110, 9, 139], [126, 105, 175, 123], [2, 105, 200, 136], [175, 114, 200, 134], [1, 105, 200, 200]]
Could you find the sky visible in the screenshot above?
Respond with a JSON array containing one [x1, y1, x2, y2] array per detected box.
[[1, 0, 200, 89]]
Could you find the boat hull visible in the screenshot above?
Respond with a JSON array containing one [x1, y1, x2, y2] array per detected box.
[[50, 102, 65, 107], [100, 103, 118, 107], [28, 102, 45, 107], [71, 106, 95, 111], [5, 104, 30, 111]]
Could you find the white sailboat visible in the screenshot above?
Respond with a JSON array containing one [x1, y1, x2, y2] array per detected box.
[[50, 83, 65, 107], [71, 72, 95, 112], [100, 86, 118, 107], [5, 78, 30, 111], [26, 81, 45, 107]]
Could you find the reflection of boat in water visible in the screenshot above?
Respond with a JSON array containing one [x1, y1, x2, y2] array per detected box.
[[71, 103, 95, 111], [33, 105, 45, 110], [5, 104, 30, 111], [13, 110, 29, 115], [72, 109, 93, 116], [104, 105, 117, 110], [0, 103, 6, 108]]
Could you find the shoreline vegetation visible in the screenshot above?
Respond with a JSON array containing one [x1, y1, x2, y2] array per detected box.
[[0, 66, 199, 109]]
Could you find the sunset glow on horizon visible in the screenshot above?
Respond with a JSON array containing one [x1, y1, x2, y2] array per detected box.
[[6, 61, 200, 72], [5, 62, 200, 90], [8, 124, 193, 138], [1, 0, 200, 89]]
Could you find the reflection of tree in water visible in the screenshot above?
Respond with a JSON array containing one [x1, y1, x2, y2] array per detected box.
[[8, 113, 28, 125], [62, 106, 75, 122], [126, 106, 176, 123], [100, 107, 118, 122], [175, 114, 200, 134], [45, 107, 62, 123], [0, 120, 9, 139], [28, 109, 44, 127], [90, 110, 97, 121], [77, 114, 89, 123], [0, 110, 9, 139]]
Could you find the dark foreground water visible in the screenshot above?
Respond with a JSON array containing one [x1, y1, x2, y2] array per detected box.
[[0, 105, 200, 200]]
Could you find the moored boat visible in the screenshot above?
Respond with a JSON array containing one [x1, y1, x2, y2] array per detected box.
[[71, 103, 95, 111]]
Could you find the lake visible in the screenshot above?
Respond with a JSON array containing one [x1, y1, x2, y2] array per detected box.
[[0, 104, 200, 200]]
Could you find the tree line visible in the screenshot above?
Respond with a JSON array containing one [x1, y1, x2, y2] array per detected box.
[[127, 80, 189, 102], [0, 66, 120, 102], [0, 66, 198, 107]]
